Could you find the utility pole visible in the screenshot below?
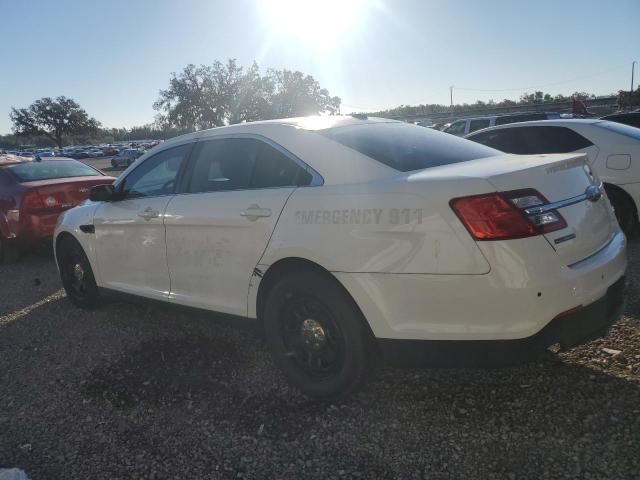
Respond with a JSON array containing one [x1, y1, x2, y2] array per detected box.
[[632, 61, 637, 93], [450, 86, 454, 117]]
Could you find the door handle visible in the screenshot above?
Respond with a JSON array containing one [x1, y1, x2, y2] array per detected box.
[[240, 204, 272, 221], [138, 207, 160, 220]]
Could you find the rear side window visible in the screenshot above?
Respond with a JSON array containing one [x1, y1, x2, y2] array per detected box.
[[319, 122, 500, 172], [517, 126, 593, 153], [469, 126, 592, 154], [468, 119, 491, 133], [188, 138, 312, 193], [5, 160, 101, 181], [250, 142, 312, 189]]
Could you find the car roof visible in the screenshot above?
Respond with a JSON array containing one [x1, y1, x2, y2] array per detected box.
[[153, 115, 401, 151]]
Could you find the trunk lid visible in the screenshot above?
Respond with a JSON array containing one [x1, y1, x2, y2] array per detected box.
[[416, 153, 618, 265], [22, 176, 115, 211]]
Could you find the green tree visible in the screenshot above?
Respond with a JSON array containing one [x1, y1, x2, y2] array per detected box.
[[266, 69, 341, 118], [153, 59, 341, 130], [9, 96, 100, 149]]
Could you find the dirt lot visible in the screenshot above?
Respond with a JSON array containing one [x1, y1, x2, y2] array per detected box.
[[0, 240, 639, 479]]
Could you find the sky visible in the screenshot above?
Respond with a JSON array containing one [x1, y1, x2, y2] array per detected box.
[[1, 0, 638, 134]]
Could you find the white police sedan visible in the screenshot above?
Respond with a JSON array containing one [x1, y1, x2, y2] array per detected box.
[[54, 116, 627, 399]]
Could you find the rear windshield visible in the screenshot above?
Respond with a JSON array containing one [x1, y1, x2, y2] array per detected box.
[[5, 160, 101, 181], [597, 121, 640, 141], [318, 122, 500, 171]]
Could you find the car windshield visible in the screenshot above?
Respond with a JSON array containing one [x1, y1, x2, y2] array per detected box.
[[5, 160, 101, 181], [597, 120, 640, 141], [318, 122, 500, 171]]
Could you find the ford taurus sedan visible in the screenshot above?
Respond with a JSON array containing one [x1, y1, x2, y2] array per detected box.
[[54, 116, 627, 399]]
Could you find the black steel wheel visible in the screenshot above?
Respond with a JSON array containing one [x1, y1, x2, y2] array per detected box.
[[281, 294, 345, 379], [58, 236, 100, 309], [264, 271, 375, 400]]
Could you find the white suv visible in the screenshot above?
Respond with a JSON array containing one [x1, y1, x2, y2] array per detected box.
[[54, 116, 626, 399]]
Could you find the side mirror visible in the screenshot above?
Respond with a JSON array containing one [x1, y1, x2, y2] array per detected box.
[[89, 184, 115, 202]]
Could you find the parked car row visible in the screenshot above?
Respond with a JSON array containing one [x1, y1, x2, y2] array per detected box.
[[2, 140, 164, 161]]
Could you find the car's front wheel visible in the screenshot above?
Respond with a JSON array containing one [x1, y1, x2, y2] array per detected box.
[[58, 236, 100, 309], [263, 271, 375, 400]]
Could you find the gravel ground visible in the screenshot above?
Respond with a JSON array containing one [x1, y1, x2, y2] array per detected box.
[[0, 241, 638, 479]]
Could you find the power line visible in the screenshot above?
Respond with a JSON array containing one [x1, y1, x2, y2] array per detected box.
[[454, 63, 627, 92]]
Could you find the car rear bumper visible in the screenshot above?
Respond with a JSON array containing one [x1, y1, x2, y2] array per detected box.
[[10, 211, 67, 246], [334, 230, 627, 341], [378, 276, 625, 367]]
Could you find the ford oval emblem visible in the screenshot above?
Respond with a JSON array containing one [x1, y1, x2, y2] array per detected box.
[[585, 184, 602, 203]]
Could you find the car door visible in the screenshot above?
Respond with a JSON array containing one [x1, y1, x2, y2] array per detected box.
[[164, 136, 314, 316], [93, 143, 192, 300]]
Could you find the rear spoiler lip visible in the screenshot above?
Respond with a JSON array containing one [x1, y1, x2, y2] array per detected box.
[[406, 152, 590, 182]]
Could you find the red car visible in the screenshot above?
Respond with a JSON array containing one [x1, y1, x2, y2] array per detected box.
[[0, 155, 115, 263]]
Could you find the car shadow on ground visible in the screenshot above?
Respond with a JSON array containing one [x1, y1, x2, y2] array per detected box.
[[0, 283, 639, 478]]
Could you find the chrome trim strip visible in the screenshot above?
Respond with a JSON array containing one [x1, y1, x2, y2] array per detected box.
[[523, 183, 603, 215]]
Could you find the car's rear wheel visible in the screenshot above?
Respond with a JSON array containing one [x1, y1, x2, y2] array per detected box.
[[605, 185, 638, 236], [263, 271, 375, 400], [58, 236, 100, 309], [0, 236, 21, 264]]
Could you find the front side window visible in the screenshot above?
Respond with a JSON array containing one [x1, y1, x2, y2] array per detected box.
[[118, 144, 191, 199], [188, 138, 311, 193], [319, 122, 499, 172]]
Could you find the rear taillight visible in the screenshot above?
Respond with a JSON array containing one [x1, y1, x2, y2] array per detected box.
[[22, 189, 62, 213], [450, 188, 567, 241]]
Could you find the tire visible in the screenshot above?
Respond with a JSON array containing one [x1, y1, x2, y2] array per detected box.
[[605, 185, 638, 236], [263, 271, 375, 400], [57, 236, 100, 309], [0, 236, 21, 264]]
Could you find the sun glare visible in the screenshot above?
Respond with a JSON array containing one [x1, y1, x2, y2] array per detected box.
[[261, 0, 367, 50]]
